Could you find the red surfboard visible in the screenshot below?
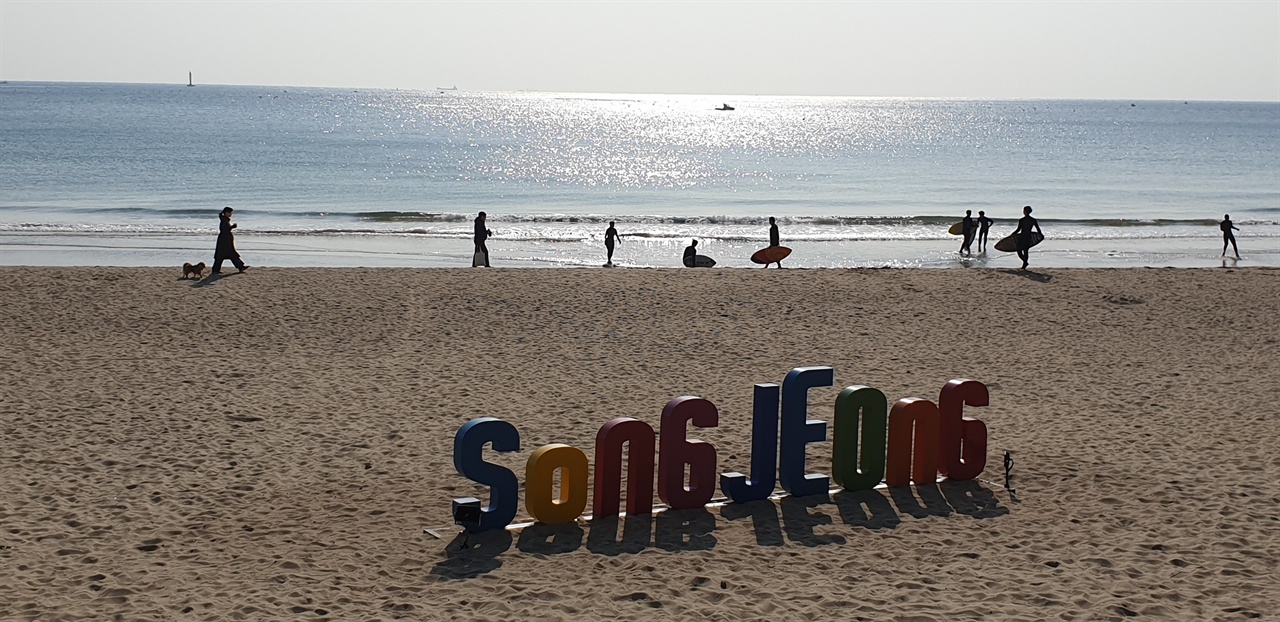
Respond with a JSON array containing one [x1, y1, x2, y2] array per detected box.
[[750, 246, 792, 265]]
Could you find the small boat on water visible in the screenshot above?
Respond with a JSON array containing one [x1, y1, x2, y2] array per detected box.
[[187, 72, 194, 87], [715, 103, 735, 111]]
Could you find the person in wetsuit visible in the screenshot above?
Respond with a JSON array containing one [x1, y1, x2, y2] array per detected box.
[[1221, 214, 1241, 259], [977, 210, 994, 252], [1012, 205, 1043, 270], [766, 217, 783, 268], [683, 239, 698, 267], [474, 211, 492, 267], [960, 210, 976, 256], [604, 221, 621, 266]]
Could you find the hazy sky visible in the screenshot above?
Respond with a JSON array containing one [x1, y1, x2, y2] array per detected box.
[[2, 1, 1277, 101]]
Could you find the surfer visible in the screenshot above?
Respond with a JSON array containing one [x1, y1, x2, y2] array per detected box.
[[474, 211, 492, 267], [212, 207, 247, 274], [977, 210, 994, 252], [604, 221, 621, 266], [1012, 205, 1043, 270], [960, 210, 976, 255], [683, 239, 698, 268], [766, 217, 783, 268], [1220, 214, 1241, 259]]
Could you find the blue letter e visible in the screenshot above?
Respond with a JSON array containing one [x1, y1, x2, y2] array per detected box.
[[779, 366, 833, 497]]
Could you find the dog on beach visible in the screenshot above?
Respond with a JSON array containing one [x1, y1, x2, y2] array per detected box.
[[182, 262, 206, 279]]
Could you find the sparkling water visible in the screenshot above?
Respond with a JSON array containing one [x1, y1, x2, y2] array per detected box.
[[1, 82, 1276, 267]]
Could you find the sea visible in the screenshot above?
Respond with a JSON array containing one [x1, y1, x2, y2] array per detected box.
[[1, 82, 1277, 268]]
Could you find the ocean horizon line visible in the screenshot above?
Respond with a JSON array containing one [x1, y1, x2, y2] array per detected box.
[[4, 80, 1278, 104]]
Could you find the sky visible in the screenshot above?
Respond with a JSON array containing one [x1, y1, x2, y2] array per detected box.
[[1, 1, 1277, 101]]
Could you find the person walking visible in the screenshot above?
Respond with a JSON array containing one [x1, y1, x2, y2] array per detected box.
[[960, 210, 976, 256], [766, 216, 783, 268], [212, 206, 247, 274], [604, 221, 622, 266], [473, 211, 492, 267], [1221, 214, 1241, 259], [1012, 205, 1043, 270]]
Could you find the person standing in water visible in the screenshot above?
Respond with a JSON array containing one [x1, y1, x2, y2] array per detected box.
[[212, 206, 247, 274], [474, 211, 492, 267], [1012, 205, 1043, 270], [960, 210, 976, 256], [604, 221, 621, 266], [766, 216, 783, 268], [1220, 214, 1241, 259], [976, 210, 994, 253]]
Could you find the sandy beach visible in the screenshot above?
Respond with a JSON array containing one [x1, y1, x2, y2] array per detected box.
[[2, 266, 1278, 621]]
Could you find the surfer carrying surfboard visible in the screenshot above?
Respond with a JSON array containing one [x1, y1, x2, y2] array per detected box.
[[1013, 205, 1043, 269], [604, 221, 621, 266], [960, 210, 976, 256], [474, 211, 492, 267], [750, 218, 792, 267], [766, 217, 783, 268], [977, 210, 994, 253], [683, 239, 698, 267]]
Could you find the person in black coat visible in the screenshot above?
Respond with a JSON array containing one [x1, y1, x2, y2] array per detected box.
[[212, 206, 247, 274], [474, 211, 492, 267]]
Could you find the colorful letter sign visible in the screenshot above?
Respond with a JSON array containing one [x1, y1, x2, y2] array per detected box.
[[452, 417, 520, 532], [831, 385, 888, 492], [938, 379, 989, 481], [779, 367, 834, 497], [451, 369, 990, 532], [720, 383, 780, 503], [592, 417, 655, 519], [657, 397, 719, 510], [525, 444, 589, 524], [885, 398, 940, 488]]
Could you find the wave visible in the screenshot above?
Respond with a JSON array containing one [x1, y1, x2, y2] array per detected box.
[[4, 222, 1277, 242], [80, 206, 229, 218], [346, 211, 1266, 228], [7, 205, 1273, 228]]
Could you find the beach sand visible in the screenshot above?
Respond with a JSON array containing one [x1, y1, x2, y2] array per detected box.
[[1, 266, 1277, 620]]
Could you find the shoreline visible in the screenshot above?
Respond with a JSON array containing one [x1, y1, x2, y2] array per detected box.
[[3, 231, 1278, 269], [2, 267, 1277, 619]]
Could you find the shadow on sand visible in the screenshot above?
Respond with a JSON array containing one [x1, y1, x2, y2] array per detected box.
[[1002, 268, 1052, 283], [429, 481, 1011, 579], [191, 272, 241, 288]]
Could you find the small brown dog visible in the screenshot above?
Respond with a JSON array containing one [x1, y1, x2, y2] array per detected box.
[[182, 262, 206, 279]]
